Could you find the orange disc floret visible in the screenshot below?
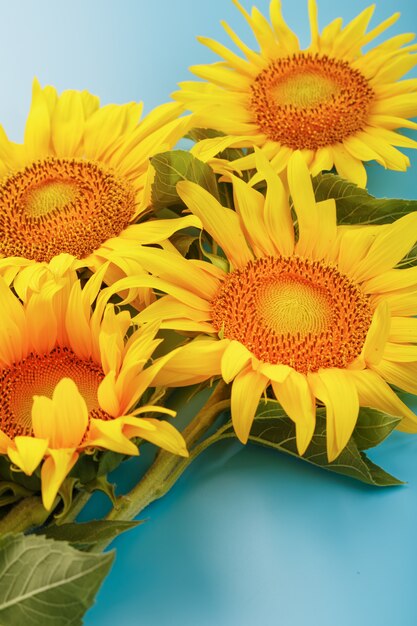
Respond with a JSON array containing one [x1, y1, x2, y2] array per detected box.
[[211, 255, 373, 373], [0, 347, 109, 439], [251, 53, 375, 150], [0, 157, 136, 262]]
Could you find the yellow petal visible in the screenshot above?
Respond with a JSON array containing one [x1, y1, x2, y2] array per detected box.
[[360, 12, 400, 47], [331, 144, 367, 187], [257, 362, 292, 382], [363, 266, 417, 293], [373, 359, 417, 395], [25, 286, 59, 355], [97, 371, 120, 417], [0, 278, 28, 366], [120, 215, 202, 244], [129, 247, 219, 300], [231, 366, 268, 444], [24, 79, 52, 159], [221, 19, 265, 65], [177, 180, 253, 269], [336, 225, 379, 277], [86, 418, 139, 456], [308, 0, 319, 49], [123, 417, 188, 457], [136, 295, 212, 328], [83, 103, 140, 160], [310, 147, 334, 176], [51, 90, 85, 157], [0, 429, 12, 454], [272, 370, 316, 455], [331, 5, 375, 58], [32, 378, 88, 448], [132, 405, 176, 418], [311, 199, 337, 261], [8, 436, 48, 476], [288, 151, 320, 257], [65, 281, 93, 359], [152, 338, 227, 387], [197, 36, 257, 76], [232, 175, 276, 257], [41, 449, 79, 510], [389, 317, 417, 343], [383, 343, 417, 362], [221, 340, 252, 383], [270, 0, 300, 52], [349, 369, 417, 432], [352, 213, 417, 282], [362, 301, 391, 367], [308, 369, 359, 462], [254, 148, 294, 256]]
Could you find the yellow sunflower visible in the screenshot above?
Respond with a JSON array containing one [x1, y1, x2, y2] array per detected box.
[[113, 150, 417, 461], [0, 79, 197, 285], [0, 266, 187, 510], [175, 0, 417, 186]]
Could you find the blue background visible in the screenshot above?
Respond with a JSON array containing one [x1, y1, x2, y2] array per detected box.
[[1, 1, 417, 624]]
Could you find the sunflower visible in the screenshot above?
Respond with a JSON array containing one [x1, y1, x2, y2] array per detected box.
[[0, 267, 187, 510], [0, 79, 197, 285], [174, 0, 417, 186], [113, 150, 417, 461]]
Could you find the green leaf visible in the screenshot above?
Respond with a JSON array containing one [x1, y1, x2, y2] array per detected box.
[[313, 172, 417, 224], [151, 149, 219, 209], [38, 520, 142, 550], [0, 533, 113, 626], [353, 408, 401, 451], [217, 401, 402, 486], [85, 476, 117, 506]]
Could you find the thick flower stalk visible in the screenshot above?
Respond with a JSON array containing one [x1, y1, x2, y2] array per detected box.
[[175, 0, 417, 185], [110, 151, 417, 462], [0, 267, 187, 510]]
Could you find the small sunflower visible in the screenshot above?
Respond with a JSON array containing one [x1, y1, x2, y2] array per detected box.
[[0, 79, 196, 283], [175, 0, 417, 185], [115, 151, 417, 461], [0, 267, 187, 510]]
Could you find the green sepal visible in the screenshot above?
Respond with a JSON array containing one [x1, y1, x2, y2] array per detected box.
[[55, 477, 78, 520], [0, 482, 33, 507], [84, 475, 117, 507], [70, 449, 125, 484]]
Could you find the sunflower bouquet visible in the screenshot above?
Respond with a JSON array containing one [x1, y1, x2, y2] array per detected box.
[[0, 1, 416, 624]]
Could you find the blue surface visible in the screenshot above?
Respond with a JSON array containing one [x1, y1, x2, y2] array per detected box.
[[0, 1, 416, 625]]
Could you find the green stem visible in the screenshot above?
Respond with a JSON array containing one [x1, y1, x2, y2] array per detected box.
[[0, 496, 55, 535], [102, 382, 230, 530], [56, 491, 92, 525]]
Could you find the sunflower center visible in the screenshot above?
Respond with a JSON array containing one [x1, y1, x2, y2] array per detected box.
[[251, 53, 375, 150], [25, 180, 79, 218], [211, 256, 373, 374], [0, 347, 108, 438], [0, 157, 136, 262]]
